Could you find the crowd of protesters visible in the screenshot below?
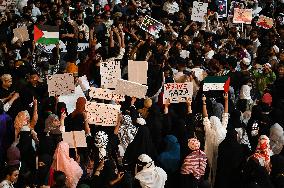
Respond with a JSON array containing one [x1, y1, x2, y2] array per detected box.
[[1, 0, 284, 187]]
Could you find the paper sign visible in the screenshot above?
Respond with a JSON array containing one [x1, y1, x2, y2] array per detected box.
[[256, 15, 273, 29], [62, 131, 87, 148], [89, 87, 125, 101], [13, 26, 29, 42], [140, 15, 164, 38], [115, 79, 148, 99], [47, 73, 75, 96], [85, 102, 120, 126], [39, 41, 89, 53], [128, 60, 148, 85], [58, 85, 85, 114], [163, 82, 193, 103], [233, 8, 252, 24], [100, 60, 121, 88], [217, 0, 227, 18], [191, 1, 208, 22]]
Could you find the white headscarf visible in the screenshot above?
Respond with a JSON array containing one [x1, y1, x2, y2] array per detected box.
[[95, 131, 109, 159], [135, 154, 167, 188], [270, 123, 284, 155], [240, 85, 251, 100]]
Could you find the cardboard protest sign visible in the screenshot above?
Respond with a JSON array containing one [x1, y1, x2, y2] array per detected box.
[[191, 1, 208, 22], [85, 102, 120, 126], [89, 87, 125, 101], [256, 15, 273, 29], [128, 60, 148, 85], [62, 130, 87, 148], [233, 8, 252, 24], [115, 79, 148, 99], [140, 15, 164, 38], [58, 85, 85, 114], [13, 26, 29, 42], [47, 73, 75, 96], [163, 82, 193, 103], [100, 60, 121, 88]]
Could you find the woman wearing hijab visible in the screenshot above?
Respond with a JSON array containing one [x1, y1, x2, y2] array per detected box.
[[123, 126, 157, 174], [51, 141, 83, 188], [270, 123, 284, 155], [134, 154, 167, 188], [202, 93, 229, 187], [180, 138, 208, 188], [65, 97, 86, 132], [214, 128, 245, 188], [270, 154, 284, 188]]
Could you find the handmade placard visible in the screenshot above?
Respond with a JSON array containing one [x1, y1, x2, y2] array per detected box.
[[100, 60, 121, 88], [128, 60, 148, 85], [191, 1, 208, 22], [233, 8, 252, 24], [256, 15, 273, 29], [47, 73, 75, 96], [140, 15, 164, 38], [89, 87, 125, 101], [62, 130, 87, 148], [58, 85, 85, 114], [85, 102, 121, 126], [115, 79, 148, 99], [163, 82, 193, 103], [13, 26, 29, 42]]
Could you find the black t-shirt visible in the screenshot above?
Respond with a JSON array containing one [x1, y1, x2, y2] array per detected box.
[[65, 113, 85, 132]]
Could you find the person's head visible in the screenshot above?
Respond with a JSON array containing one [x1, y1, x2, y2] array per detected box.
[[191, 22, 198, 31], [29, 71, 40, 86], [250, 30, 258, 39], [182, 34, 191, 44], [262, 63, 271, 74], [4, 166, 19, 184], [193, 37, 202, 49], [76, 13, 84, 26], [135, 154, 154, 174], [204, 42, 213, 53], [1, 74, 12, 89], [278, 64, 284, 78], [53, 171, 67, 187]]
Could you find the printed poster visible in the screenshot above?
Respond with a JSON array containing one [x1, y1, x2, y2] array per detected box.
[[85, 102, 121, 126], [233, 8, 252, 24], [115, 79, 148, 99], [39, 40, 89, 53], [140, 15, 164, 38], [217, 0, 227, 18], [128, 60, 148, 85], [100, 60, 121, 88], [163, 82, 193, 103], [47, 73, 75, 96], [89, 87, 125, 101], [256, 15, 273, 29], [191, 1, 208, 23]]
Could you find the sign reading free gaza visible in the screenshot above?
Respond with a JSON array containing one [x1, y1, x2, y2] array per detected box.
[[163, 82, 193, 103]]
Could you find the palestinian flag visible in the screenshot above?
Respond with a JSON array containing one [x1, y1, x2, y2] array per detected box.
[[34, 25, 59, 45], [203, 76, 230, 92]]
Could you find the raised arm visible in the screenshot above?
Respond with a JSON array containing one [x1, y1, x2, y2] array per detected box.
[[30, 98, 38, 129], [222, 92, 229, 128], [202, 95, 208, 118]]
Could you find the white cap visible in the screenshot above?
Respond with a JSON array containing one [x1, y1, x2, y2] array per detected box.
[[242, 58, 250, 66]]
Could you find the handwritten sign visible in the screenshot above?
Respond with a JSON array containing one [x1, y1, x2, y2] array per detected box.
[[62, 131, 87, 148], [47, 73, 75, 96], [128, 60, 148, 85], [256, 15, 273, 29], [163, 82, 193, 103], [233, 8, 252, 24], [89, 87, 125, 101], [191, 1, 208, 22], [100, 60, 121, 88], [115, 79, 148, 99], [140, 15, 164, 38], [85, 102, 120, 126]]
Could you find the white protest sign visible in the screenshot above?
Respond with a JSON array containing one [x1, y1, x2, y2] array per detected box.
[[85, 102, 121, 126], [115, 79, 148, 99], [62, 130, 87, 148], [89, 87, 125, 101], [128, 60, 148, 85], [191, 1, 208, 22], [58, 85, 85, 114], [163, 82, 193, 103], [78, 75, 90, 91], [40, 41, 89, 53], [47, 73, 75, 96], [100, 60, 121, 88]]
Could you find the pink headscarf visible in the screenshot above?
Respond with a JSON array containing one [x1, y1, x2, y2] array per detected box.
[[52, 142, 83, 188]]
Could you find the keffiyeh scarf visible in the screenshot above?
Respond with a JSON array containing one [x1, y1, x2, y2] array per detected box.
[[95, 131, 109, 159]]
